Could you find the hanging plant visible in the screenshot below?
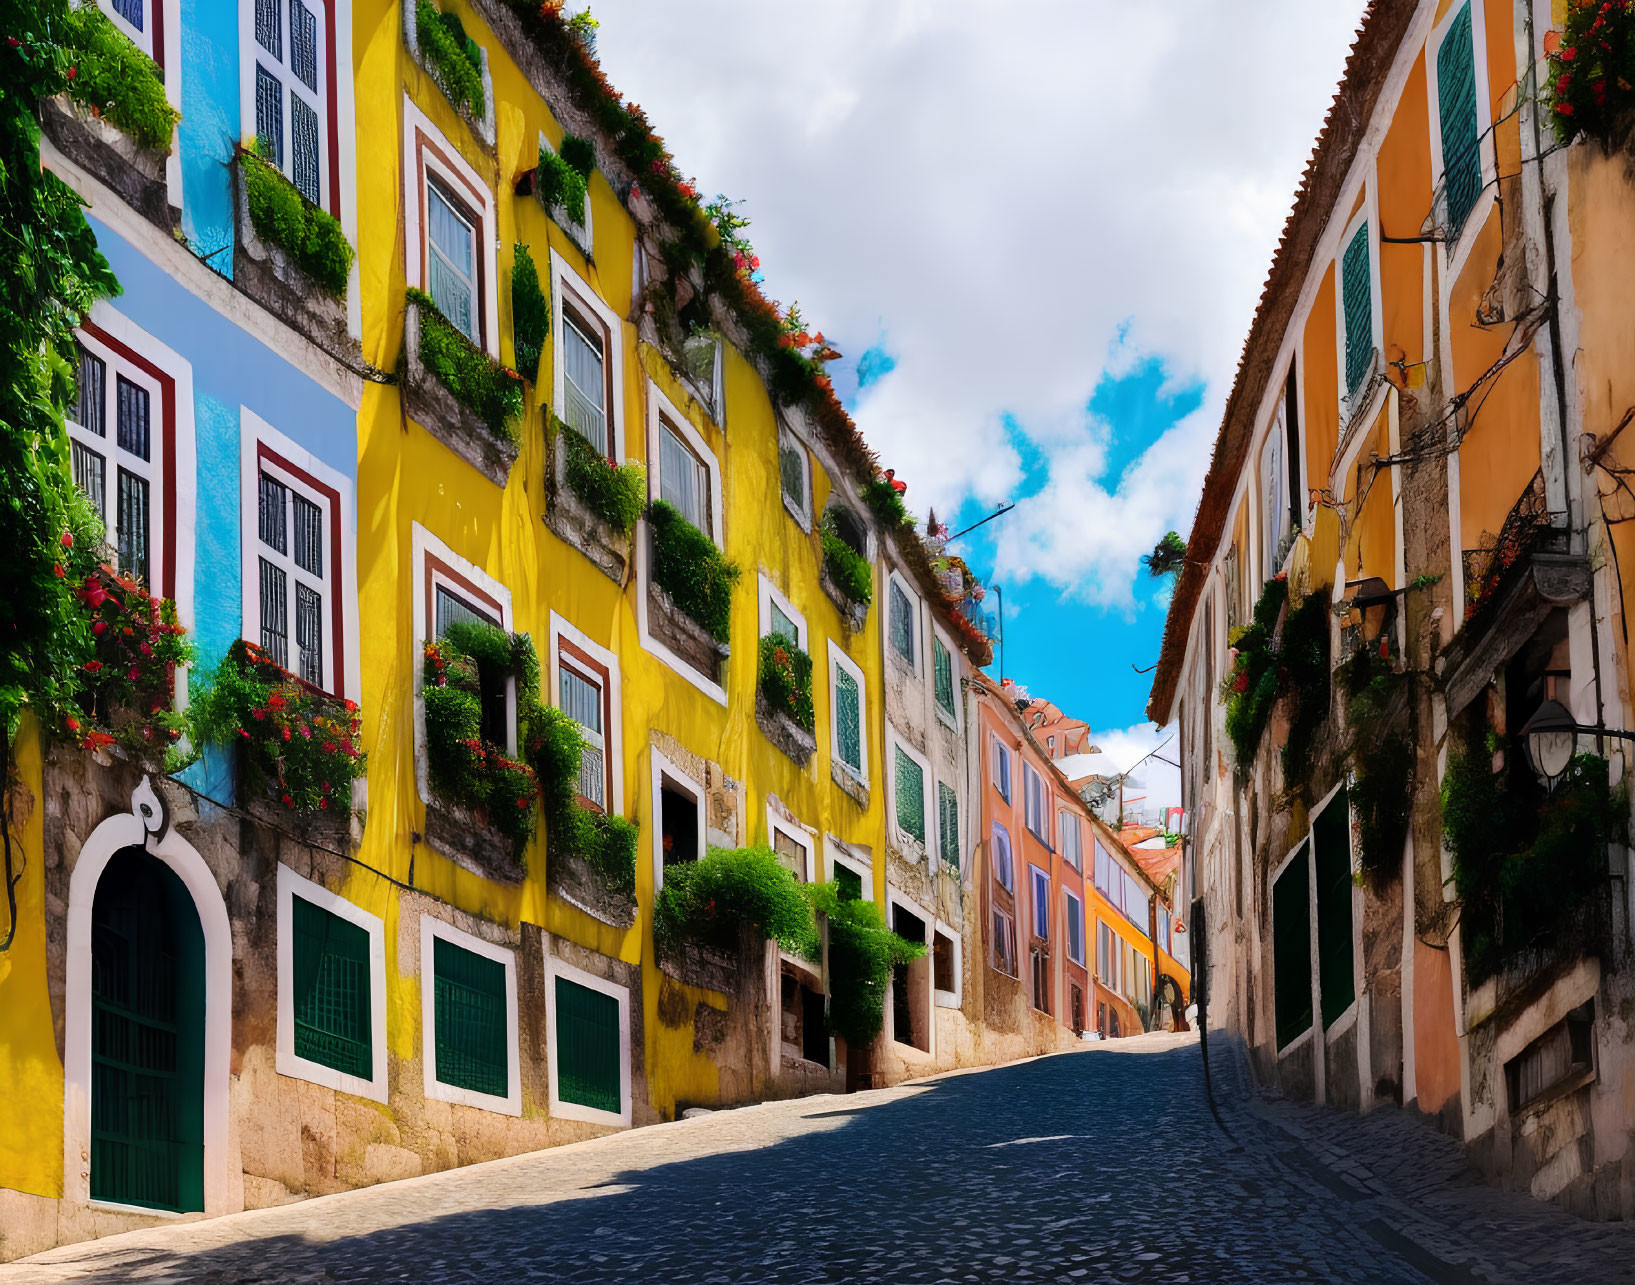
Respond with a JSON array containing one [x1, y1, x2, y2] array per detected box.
[[1546, 1, 1635, 147]]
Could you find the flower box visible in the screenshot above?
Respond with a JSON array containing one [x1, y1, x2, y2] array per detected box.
[[424, 794, 526, 883], [545, 430, 633, 584], [66, 566, 190, 764], [819, 560, 869, 634], [547, 847, 637, 928], [402, 297, 521, 486], [756, 690, 817, 768], [656, 934, 741, 994], [647, 579, 730, 682], [231, 154, 359, 365], [39, 93, 175, 231]]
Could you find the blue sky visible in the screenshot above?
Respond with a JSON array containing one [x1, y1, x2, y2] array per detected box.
[[589, 1, 1369, 794]]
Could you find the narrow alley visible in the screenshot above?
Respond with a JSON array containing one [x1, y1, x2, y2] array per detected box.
[[8, 1035, 1633, 1284]]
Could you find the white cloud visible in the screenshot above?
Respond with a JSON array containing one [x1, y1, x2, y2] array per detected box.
[[588, 0, 1366, 599], [1091, 721, 1181, 818]]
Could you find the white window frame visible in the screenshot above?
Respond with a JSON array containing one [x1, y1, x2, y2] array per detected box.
[[542, 939, 631, 1128], [100, 0, 157, 56], [884, 886, 932, 1055], [767, 807, 815, 884], [992, 735, 1012, 804], [886, 726, 932, 857], [402, 0, 495, 145], [275, 863, 387, 1102], [239, 0, 330, 209], [240, 410, 357, 700], [886, 570, 921, 672], [1029, 865, 1051, 941], [777, 422, 811, 529], [1064, 889, 1086, 967], [758, 573, 808, 650], [991, 820, 1015, 894], [402, 96, 499, 357], [933, 918, 962, 1008], [1058, 808, 1082, 871], [1023, 762, 1050, 844], [551, 250, 625, 457], [537, 130, 594, 256], [411, 522, 514, 807], [548, 612, 624, 815], [420, 915, 520, 1115], [935, 778, 960, 870], [646, 381, 723, 545], [827, 837, 873, 902], [828, 641, 869, 787], [650, 747, 705, 893]]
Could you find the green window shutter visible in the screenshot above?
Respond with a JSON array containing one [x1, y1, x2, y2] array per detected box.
[[834, 665, 862, 771], [1437, 3, 1480, 236], [433, 937, 508, 1099], [895, 746, 926, 843], [292, 895, 373, 1080], [889, 581, 914, 660], [933, 638, 955, 715], [1272, 843, 1312, 1049], [1314, 792, 1356, 1029], [555, 977, 621, 1114], [1342, 224, 1373, 395], [938, 781, 959, 868]]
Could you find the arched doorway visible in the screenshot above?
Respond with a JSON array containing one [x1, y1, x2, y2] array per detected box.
[[90, 846, 205, 1212]]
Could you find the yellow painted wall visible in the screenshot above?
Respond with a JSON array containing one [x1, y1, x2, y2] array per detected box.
[[1303, 265, 1340, 503], [1350, 410, 1397, 589], [1379, 53, 1430, 373], [0, 717, 64, 1199], [353, 0, 891, 1120]]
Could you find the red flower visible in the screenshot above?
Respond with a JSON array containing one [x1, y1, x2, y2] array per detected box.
[[319, 798, 329, 810], [323, 740, 338, 754], [92, 620, 107, 636], [82, 730, 115, 751], [237, 728, 249, 739], [1559, 101, 1576, 116], [1233, 670, 1249, 694], [344, 699, 357, 713], [281, 793, 294, 808], [66, 66, 75, 81], [267, 692, 287, 711], [128, 666, 140, 681], [252, 708, 266, 720], [53, 563, 66, 579], [7, 36, 19, 46], [282, 727, 291, 741], [60, 531, 74, 549], [139, 642, 153, 657], [82, 660, 103, 674], [65, 715, 81, 733], [1563, 45, 1579, 60]]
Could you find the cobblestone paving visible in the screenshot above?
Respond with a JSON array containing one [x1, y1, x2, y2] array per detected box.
[[9, 1032, 1635, 1283]]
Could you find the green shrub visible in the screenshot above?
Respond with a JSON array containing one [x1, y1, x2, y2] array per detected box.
[[511, 244, 549, 380], [806, 881, 924, 1047], [1342, 649, 1413, 883], [243, 148, 354, 297], [1144, 530, 1186, 578], [649, 499, 740, 643], [862, 475, 910, 529], [416, 0, 485, 117], [61, 3, 180, 152], [558, 418, 644, 534], [821, 515, 872, 607], [758, 634, 814, 732], [559, 133, 596, 179], [536, 144, 588, 226], [524, 692, 638, 897], [654, 844, 818, 957], [407, 288, 524, 445], [1220, 577, 1329, 787], [193, 640, 365, 812]]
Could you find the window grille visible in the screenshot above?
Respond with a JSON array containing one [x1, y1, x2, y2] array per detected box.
[[256, 64, 284, 166], [888, 581, 914, 662], [833, 665, 861, 773], [290, 0, 319, 90], [255, 0, 283, 58], [74, 443, 106, 519], [117, 469, 150, 585], [116, 376, 150, 460], [433, 937, 508, 1099], [933, 637, 955, 715], [427, 182, 477, 340], [894, 746, 925, 844], [555, 977, 620, 1113], [292, 96, 321, 204], [259, 559, 289, 666], [295, 582, 323, 686], [293, 493, 323, 576], [260, 474, 288, 553], [937, 782, 959, 868], [291, 895, 372, 1080]]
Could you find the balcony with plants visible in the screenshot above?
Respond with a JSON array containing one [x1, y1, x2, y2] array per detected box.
[[522, 133, 596, 255], [545, 414, 645, 583], [647, 500, 740, 684], [653, 843, 818, 992], [420, 620, 540, 877], [232, 139, 358, 362], [192, 640, 367, 840], [411, 0, 494, 146], [38, 3, 181, 229], [402, 289, 525, 485], [755, 634, 816, 767], [819, 508, 872, 631]]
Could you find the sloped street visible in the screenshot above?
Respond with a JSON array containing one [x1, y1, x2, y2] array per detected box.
[[8, 1033, 1634, 1284]]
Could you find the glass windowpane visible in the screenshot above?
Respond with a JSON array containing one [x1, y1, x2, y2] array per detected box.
[[255, 64, 284, 167], [894, 746, 925, 844], [75, 345, 106, 437], [116, 376, 150, 461], [255, 0, 282, 58], [73, 442, 106, 518], [116, 469, 149, 585], [259, 559, 288, 666], [259, 474, 288, 554], [433, 937, 508, 1099], [563, 316, 607, 454], [292, 95, 321, 205], [291, 896, 372, 1080], [293, 493, 323, 576], [295, 581, 323, 687], [834, 666, 861, 772], [291, 0, 319, 91]]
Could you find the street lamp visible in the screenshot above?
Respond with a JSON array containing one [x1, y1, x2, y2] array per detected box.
[[1520, 699, 1578, 787]]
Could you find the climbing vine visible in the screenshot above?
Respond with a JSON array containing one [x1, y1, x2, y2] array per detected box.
[[1220, 577, 1331, 791]]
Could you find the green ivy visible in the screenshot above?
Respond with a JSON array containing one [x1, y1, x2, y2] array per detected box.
[[1341, 648, 1413, 883], [649, 498, 740, 643], [820, 514, 872, 608], [805, 881, 925, 1047], [758, 634, 814, 733], [1220, 577, 1330, 789], [243, 145, 353, 297], [653, 844, 818, 957], [557, 417, 644, 534], [61, 2, 180, 152], [862, 475, 910, 529], [511, 244, 548, 380], [416, 0, 485, 118], [536, 144, 587, 226], [559, 133, 596, 179], [406, 288, 524, 446], [422, 623, 539, 845], [0, 3, 124, 743], [523, 700, 638, 897], [192, 640, 365, 813], [1443, 737, 1624, 985]]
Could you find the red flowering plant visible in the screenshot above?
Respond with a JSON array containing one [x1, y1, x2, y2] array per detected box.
[[192, 640, 365, 813], [421, 621, 540, 846], [67, 565, 193, 763], [757, 633, 815, 733], [1548, 1, 1635, 145]]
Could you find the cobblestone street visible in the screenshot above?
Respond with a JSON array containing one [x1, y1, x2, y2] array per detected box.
[[8, 1033, 1635, 1284]]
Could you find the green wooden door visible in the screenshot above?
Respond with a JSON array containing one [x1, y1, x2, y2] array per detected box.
[[91, 848, 204, 1212], [1272, 842, 1312, 1050], [1315, 792, 1357, 1029], [555, 977, 620, 1113]]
